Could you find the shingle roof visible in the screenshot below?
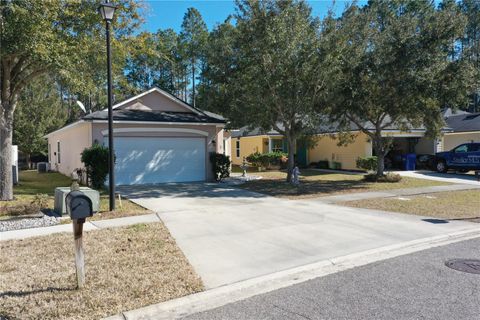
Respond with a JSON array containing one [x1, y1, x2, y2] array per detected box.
[[232, 117, 428, 138], [83, 109, 226, 124], [231, 126, 283, 138], [444, 113, 480, 133]]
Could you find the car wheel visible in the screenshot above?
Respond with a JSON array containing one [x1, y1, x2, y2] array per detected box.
[[436, 160, 447, 173]]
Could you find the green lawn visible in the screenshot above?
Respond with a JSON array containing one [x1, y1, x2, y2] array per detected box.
[[1, 170, 149, 219], [239, 169, 451, 199], [14, 170, 71, 195], [341, 190, 480, 221]]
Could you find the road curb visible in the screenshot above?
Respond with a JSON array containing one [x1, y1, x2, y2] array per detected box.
[[103, 227, 480, 320]]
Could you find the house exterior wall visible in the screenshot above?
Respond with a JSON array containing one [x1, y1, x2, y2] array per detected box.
[[414, 137, 435, 154], [442, 131, 480, 151], [47, 122, 92, 176], [120, 90, 189, 112], [230, 135, 270, 165], [308, 132, 372, 170], [91, 122, 221, 181]]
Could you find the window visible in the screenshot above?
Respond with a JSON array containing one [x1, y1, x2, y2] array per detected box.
[[453, 144, 468, 153], [48, 144, 51, 162], [454, 144, 468, 153], [57, 141, 61, 163], [468, 144, 480, 152], [271, 139, 283, 152], [236, 140, 240, 158]]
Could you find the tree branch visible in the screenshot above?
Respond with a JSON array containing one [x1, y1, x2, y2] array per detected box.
[[345, 113, 375, 138], [11, 68, 48, 99]]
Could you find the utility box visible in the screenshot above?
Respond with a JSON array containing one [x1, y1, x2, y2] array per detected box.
[[54, 187, 100, 215], [37, 162, 50, 173], [66, 191, 93, 220]]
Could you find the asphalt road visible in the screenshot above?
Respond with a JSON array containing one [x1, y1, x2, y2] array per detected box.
[[184, 237, 480, 320]]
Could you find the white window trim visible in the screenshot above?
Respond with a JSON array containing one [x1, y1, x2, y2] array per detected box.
[[100, 127, 209, 137]]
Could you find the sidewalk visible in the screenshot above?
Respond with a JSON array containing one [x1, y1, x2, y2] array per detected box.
[[0, 213, 160, 241], [309, 183, 480, 204], [395, 170, 480, 185]]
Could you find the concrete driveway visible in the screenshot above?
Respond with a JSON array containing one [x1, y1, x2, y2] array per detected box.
[[396, 170, 480, 185], [118, 183, 479, 289]]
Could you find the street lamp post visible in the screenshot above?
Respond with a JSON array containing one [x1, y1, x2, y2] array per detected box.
[[99, 2, 117, 211]]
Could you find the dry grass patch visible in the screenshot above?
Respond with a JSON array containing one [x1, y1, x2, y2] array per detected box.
[[240, 169, 451, 199], [2, 171, 151, 221], [341, 190, 480, 221], [0, 222, 203, 320]]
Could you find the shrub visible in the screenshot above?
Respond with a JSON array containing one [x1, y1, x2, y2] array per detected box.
[[316, 160, 329, 169], [331, 161, 342, 170], [246, 152, 264, 168], [246, 152, 287, 169], [31, 193, 49, 209], [356, 156, 378, 172], [81, 144, 110, 189], [210, 152, 231, 181], [364, 172, 402, 183]]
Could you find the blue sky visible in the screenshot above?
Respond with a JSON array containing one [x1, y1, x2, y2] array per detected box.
[[141, 0, 367, 33]]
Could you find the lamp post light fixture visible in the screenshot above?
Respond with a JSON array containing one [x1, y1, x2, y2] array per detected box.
[[99, 2, 117, 211]]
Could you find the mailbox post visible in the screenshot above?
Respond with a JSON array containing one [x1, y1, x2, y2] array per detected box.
[[66, 191, 94, 289]]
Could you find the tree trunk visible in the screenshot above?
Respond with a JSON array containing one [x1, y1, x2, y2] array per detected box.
[[285, 132, 296, 183], [372, 135, 385, 178], [0, 107, 14, 201], [26, 153, 32, 170]]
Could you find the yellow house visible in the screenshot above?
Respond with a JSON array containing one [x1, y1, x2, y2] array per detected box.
[[230, 128, 285, 165], [230, 111, 480, 171], [231, 127, 441, 171]]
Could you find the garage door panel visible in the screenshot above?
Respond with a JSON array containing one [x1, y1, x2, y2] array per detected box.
[[113, 137, 206, 185]]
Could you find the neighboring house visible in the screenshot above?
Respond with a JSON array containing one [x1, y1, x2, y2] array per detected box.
[[231, 121, 443, 171], [230, 127, 287, 165], [45, 87, 226, 185], [442, 112, 480, 151]]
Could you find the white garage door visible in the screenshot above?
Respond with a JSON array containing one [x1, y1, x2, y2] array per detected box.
[[113, 137, 206, 185]]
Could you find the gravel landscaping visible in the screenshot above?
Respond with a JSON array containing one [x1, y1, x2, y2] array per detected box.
[[0, 214, 60, 232], [0, 222, 203, 320]]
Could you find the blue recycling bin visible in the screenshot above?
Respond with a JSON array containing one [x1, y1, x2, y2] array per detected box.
[[404, 153, 416, 171]]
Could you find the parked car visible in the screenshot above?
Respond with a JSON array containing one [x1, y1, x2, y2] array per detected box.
[[435, 143, 480, 173], [416, 154, 436, 170]]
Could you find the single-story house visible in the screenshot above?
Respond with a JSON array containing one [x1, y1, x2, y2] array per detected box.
[[230, 113, 478, 171], [230, 127, 286, 165], [45, 87, 226, 185], [442, 112, 480, 151]]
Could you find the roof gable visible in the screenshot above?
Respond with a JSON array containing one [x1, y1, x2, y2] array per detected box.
[[113, 87, 202, 115]]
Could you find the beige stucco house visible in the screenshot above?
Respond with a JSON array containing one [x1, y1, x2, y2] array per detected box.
[[45, 87, 226, 185], [442, 112, 480, 151]]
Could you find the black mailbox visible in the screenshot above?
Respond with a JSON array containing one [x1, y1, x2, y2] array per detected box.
[[66, 191, 93, 220]]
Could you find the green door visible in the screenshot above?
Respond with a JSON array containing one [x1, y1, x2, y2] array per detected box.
[[281, 139, 308, 167]]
